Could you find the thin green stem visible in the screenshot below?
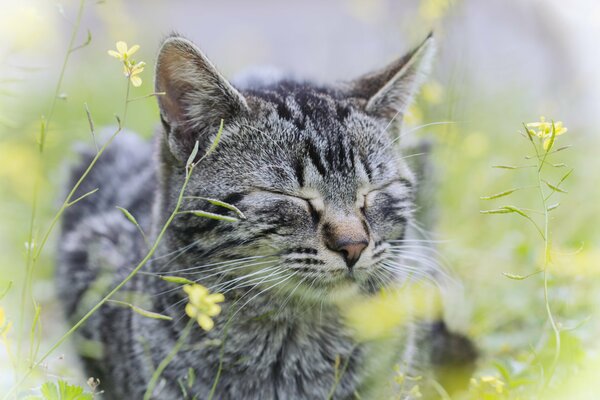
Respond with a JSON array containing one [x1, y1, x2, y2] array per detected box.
[[3, 157, 197, 400], [532, 140, 561, 392], [16, 0, 86, 374], [143, 320, 194, 400]]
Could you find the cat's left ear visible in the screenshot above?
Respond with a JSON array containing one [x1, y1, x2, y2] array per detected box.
[[348, 33, 435, 119]]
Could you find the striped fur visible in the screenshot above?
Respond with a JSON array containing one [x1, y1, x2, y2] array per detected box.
[[57, 34, 475, 399]]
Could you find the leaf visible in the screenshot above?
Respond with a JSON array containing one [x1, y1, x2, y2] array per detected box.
[[68, 188, 98, 206], [491, 165, 518, 169], [547, 203, 560, 212], [189, 210, 238, 223], [480, 209, 513, 215], [544, 120, 558, 153], [110, 300, 173, 321], [186, 196, 246, 219], [128, 304, 173, 321], [39, 117, 47, 153], [551, 145, 571, 154], [186, 140, 200, 168], [187, 367, 196, 388], [557, 168, 574, 186], [480, 189, 519, 200], [503, 270, 542, 280], [544, 180, 567, 194], [522, 122, 534, 142], [116, 206, 141, 227], [39, 380, 93, 400], [83, 103, 98, 152], [0, 281, 12, 300], [160, 275, 196, 285], [502, 272, 529, 280], [501, 205, 530, 218], [204, 119, 224, 159], [552, 163, 567, 168]]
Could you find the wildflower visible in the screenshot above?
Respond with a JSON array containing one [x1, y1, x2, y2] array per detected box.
[[108, 41, 145, 87], [183, 284, 224, 331], [107, 41, 139, 62], [470, 375, 505, 395], [125, 61, 145, 87], [408, 384, 422, 398], [526, 116, 568, 150]]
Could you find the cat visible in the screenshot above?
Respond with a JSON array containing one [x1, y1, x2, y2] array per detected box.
[[57, 33, 476, 399]]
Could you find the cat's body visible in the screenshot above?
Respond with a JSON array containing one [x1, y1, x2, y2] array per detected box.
[[57, 35, 475, 399]]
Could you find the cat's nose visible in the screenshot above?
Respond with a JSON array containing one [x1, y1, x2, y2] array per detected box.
[[330, 239, 368, 269]]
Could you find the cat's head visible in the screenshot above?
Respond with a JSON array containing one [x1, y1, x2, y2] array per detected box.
[[155, 34, 435, 301]]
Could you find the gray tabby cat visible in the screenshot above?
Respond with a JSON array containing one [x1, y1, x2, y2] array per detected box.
[[57, 34, 476, 399]]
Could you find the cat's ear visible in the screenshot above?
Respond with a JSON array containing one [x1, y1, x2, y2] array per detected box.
[[155, 35, 249, 161], [349, 33, 435, 119]]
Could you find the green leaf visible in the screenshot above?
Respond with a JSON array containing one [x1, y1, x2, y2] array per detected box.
[[503, 270, 542, 280], [557, 168, 574, 186], [186, 140, 200, 168], [480, 188, 519, 200], [189, 210, 238, 223], [204, 119, 224, 159], [501, 205, 530, 218], [544, 180, 567, 194], [187, 367, 196, 388], [480, 209, 513, 214], [128, 304, 173, 321], [491, 165, 519, 169], [38, 380, 93, 400], [110, 300, 172, 321], [185, 196, 246, 219], [522, 123, 534, 142], [502, 272, 529, 280], [116, 206, 141, 227], [544, 120, 558, 153], [0, 281, 12, 300], [160, 275, 196, 285]]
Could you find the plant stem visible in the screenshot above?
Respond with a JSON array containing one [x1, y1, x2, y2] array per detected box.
[[17, 0, 86, 376], [3, 157, 197, 400], [143, 321, 194, 400], [533, 140, 561, 392]]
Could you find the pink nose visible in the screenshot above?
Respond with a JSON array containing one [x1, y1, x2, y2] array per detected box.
[[329, 239, 368, 269]]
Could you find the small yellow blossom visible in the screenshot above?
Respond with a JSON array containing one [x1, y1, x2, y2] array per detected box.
[[526, 116, 568, 150], [183, 284, 225, 331], [108, 41, 145, 87], [108, 41, 139, 61], [470, 375, 506, 395], [408, 384, 422, 398]]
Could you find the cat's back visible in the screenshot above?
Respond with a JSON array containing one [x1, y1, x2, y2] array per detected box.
[[57, 131, 155, 318]]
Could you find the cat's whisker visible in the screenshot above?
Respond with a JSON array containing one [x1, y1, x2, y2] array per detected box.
[[228, 271, 298, 321], [210, 264, 286, 294], [150, 259, 281, 298], [169, 254, 275, 274]]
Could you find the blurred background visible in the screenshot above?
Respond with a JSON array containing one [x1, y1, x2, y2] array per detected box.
[[1, 0, 599, 398]]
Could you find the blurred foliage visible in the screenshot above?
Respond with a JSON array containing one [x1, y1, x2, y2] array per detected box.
[[1, 0, 599, 398]]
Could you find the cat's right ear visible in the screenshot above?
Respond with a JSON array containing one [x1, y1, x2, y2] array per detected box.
[[155, 36, 249, 162]]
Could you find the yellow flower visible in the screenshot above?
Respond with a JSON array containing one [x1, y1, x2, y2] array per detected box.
[[470, 375, 506, 395], [183, 284, 225, 331], [126, 61, 145, 87], [108, 41, 144, 87], [108, 41, 139, 61], [526, 116, 568, 150]]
